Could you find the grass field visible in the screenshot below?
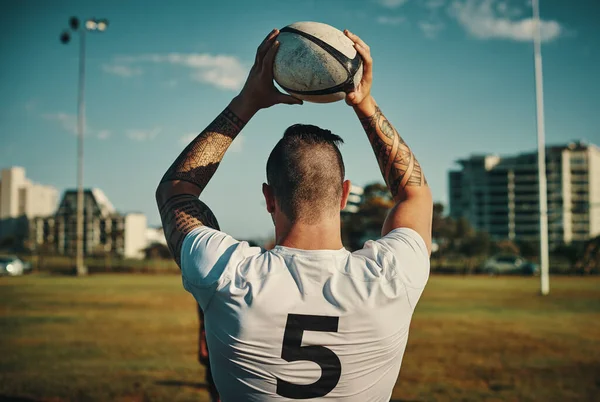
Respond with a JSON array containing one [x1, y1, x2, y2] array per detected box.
[[0, 274, 599, 402]]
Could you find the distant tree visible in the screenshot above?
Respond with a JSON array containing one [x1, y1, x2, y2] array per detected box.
[[575, 236, 600, 275], [431, 203, 458, 256], [144, 243, 172, 259], [454, 217, 474, 241], [518, 241, 539, 259], [363, 183, 392, 203], [435, 216, 475, 254], [462, 232, 491, 256], [493, 240, 520, 255], [0, 235, 16, 251], [342, 183, 394, 251], [552, 242, 583, 265], [460, 231, 491, 274]]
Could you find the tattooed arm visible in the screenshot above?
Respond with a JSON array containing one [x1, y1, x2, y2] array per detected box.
[[155, 106, 245, 265], [344, 30, 432, 253], [156, 29, 302, 266], [358, 100, 433, 251]]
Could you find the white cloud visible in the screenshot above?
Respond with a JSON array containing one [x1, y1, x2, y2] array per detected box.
[[114, 53, 248, 91], [179, 132, 244, 153], [44, 112, 77, 134], [97, 130, 111, 140], [127, 127, 161, 142], [377, 16, 406, 25], [419, 21, 445, 38], [179, 133, 197, 145], [424, 0, 446, 10], [450, 0, 562, 42], [102, 63, 142, 77], [43, 112, 111, 140], [376, 0, 409, 8]]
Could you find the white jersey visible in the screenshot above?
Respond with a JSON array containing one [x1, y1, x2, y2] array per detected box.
[[181, 226, 430, 402]]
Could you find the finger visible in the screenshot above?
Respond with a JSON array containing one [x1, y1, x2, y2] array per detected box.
[[256, 29, 279, 63], [277, 92, 304, 105], [262, 40, 279, 75], [354, 43, 373, 79], [345, 91, 359, 106], [344, 29, 370, 51]]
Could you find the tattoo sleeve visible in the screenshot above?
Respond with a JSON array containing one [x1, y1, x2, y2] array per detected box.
[[359, 106, 427, 200], [158, 194, 220, 266], [157, 107, 245, 265], [160, 107, 245, 189]]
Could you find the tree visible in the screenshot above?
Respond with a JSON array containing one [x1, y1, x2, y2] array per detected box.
[[460, 231, 491, 274], [552, 242, 583, 266], [575, 236, 600, 275], [144, 243, 172, 259], [454, 217, 474, 242], [518, 241, 539, 259], [0, 235, 16, 251], [431, 203, 458, 255], [342, 183, 393, 251], [493, 240, 520, 255]]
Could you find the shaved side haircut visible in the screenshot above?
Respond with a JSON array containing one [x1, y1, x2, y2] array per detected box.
[[266, 124, 345, 224]]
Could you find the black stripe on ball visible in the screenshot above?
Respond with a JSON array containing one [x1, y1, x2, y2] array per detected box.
[[278, 80, 354, 96], [279, 26, 362, 96]]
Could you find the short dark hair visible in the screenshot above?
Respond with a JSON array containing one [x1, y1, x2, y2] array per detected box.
[[266, 124, 345, 224]]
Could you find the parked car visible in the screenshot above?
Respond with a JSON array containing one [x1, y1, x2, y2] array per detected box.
[[482, 255, 539, 276], [0, 256, 26, 276]]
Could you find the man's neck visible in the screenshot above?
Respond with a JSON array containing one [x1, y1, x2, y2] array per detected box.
[[276, 218, 344, 250]]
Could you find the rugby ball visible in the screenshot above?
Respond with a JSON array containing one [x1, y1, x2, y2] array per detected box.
[[273, 21, 363, 103]]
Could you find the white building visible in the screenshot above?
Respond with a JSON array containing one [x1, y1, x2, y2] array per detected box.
[[28, 189, 148, 259], [0, 167, 58, 245], [342, 184, 364, 214], [0, 167, 58, 219], [146, 227, 167, 246], [449, 141, 600, 247]]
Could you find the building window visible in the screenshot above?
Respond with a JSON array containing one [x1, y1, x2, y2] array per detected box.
[[18, 188, 27, 215]]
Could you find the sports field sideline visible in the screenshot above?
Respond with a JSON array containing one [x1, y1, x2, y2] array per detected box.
[[0, 274, 598, 402]]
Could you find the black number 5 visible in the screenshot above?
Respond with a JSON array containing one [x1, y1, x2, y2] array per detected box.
[[276, 314, 341, 399]]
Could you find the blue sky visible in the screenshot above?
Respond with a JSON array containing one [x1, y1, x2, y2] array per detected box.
[[1, 0, 599, 240]]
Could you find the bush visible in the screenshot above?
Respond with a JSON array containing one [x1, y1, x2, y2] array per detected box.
[[18, 255, 180, 275]]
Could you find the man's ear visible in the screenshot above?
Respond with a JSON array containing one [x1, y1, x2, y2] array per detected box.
[[262, 183, 276, 214], [340, 179, 352, 210]]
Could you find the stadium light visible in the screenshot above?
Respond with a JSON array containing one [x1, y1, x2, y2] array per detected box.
[[96, 20, 109, 32], [531, 0, 550, 295], [59, 17, 109, 276], [85, 20, 97, 30]]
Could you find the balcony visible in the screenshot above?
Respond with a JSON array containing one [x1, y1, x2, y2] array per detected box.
[[514, 195, 540, 202]]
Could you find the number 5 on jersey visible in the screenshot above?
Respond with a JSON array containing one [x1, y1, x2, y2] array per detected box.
[[276, 314, 342, 399]]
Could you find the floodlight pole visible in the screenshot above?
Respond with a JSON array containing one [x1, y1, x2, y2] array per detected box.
[[532, 0, 550, 295], [61, 17, 109, 276], [75, 27, 87, 276]]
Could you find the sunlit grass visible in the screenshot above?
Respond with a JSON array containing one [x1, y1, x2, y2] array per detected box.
[[1, 274, 598, 401]]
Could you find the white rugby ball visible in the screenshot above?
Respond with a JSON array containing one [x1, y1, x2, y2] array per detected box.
[[273, 21, 363, 104]]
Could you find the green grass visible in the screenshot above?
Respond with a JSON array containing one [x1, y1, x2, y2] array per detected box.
[[0, 275, 599, 402]]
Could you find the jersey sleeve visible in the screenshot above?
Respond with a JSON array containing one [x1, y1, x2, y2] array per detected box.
[[180, 226, 261, 311], [355, 227, 430, 308]]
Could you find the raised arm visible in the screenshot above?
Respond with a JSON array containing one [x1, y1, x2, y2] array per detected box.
[[155, 29, 302, 266], [344, 30, 433, 254]]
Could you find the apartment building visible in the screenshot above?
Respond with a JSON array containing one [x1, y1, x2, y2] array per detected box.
[[0, 167, 58, 244], [342, 184, 365, 214], [0, 167, 58, 220], [449, 141, 600, 247], [28, 189, 147, 259]]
